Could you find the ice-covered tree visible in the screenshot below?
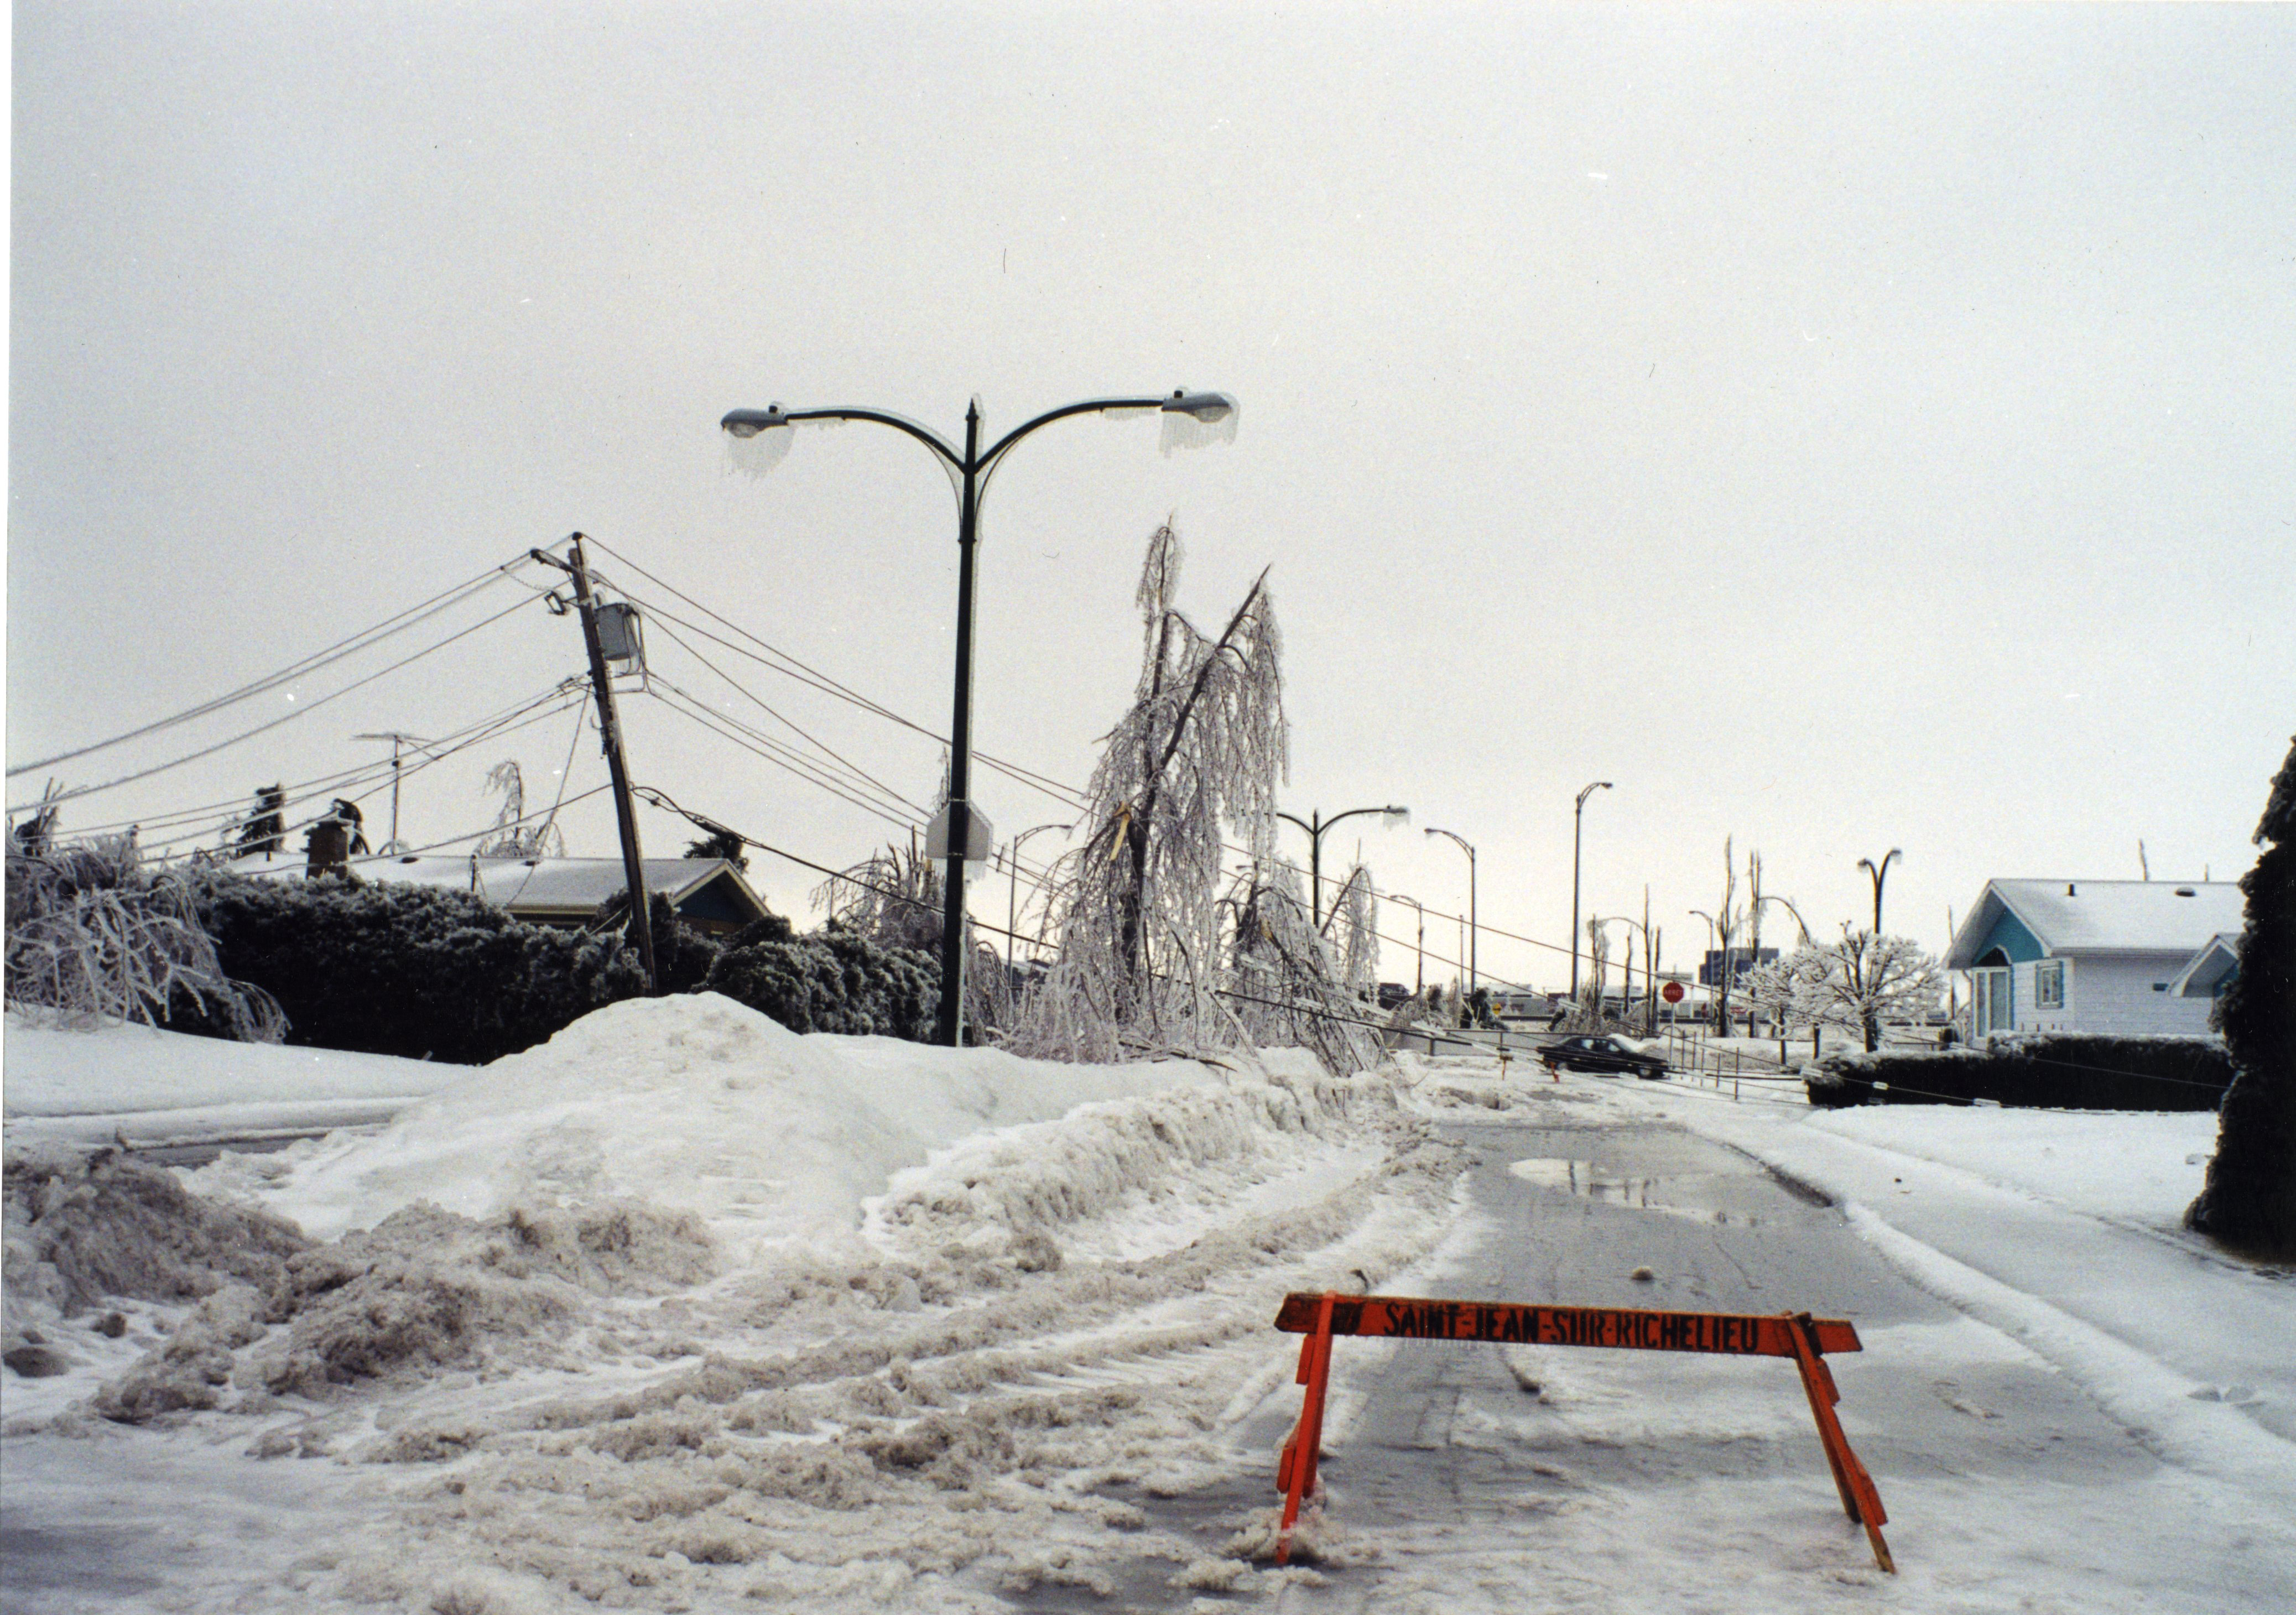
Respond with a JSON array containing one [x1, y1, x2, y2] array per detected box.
[[474, 761, 564, 858], [1323, 862, 1381, 1003], [1011, 523, 1288, 1064], [2186, 736, 2296, 1259], [1702, 836, 1747, 1033], [814, 838, 1001, 1035], [1743, 946, 1830, 1060], [683, 827, 749, 871], [1567, 915, 1611, 1030], [233, 784, 287, 858], [1798, 926, 1941, 1053], [6, 833, 282, 1041], [1221, 861, 1381, 1075]]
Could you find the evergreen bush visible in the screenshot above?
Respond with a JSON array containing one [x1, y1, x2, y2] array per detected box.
[[179, 872, 645, 1064], [2186, 736, 2296, 1259], [702, 925, 938, 1040], [1806, 1034, 2232, 1111]]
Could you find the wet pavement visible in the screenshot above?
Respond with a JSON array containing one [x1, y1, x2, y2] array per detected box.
[[1003, 1104, 2180, 1610]]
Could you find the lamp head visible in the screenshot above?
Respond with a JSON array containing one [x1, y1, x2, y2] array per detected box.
[[720, 406, 792, 439], [1162, 390, 1235, 423], [1382, 805, 1410, 827]]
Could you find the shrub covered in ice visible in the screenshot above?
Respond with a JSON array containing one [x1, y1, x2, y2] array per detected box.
[[4, 835, 279, 1041], [180, 871, 647, 1062], [702, 925, 938, 1039]]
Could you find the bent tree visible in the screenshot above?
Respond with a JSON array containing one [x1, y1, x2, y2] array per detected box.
[[1013, 524, 1286, 1063]]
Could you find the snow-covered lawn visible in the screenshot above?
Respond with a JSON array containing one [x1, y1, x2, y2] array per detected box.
[[3, 1014, 2290, 1612], [3, 1012, 468, 1149]]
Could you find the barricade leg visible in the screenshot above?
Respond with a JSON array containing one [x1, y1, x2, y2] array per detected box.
[[1783, 1312, 1895, 1574], [1275, 1293, 1336, 1566]]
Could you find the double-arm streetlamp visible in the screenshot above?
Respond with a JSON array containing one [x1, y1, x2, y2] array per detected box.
[[1570, 780, 1612, 1000], [1858, 849, 1902, 935], [1275, 805, 1409, 930], [1424, 826, 1477, 995], [722, 389, 1236, 1046]]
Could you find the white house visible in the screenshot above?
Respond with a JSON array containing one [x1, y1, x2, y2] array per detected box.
[[1944, 879, 2243, 1038]]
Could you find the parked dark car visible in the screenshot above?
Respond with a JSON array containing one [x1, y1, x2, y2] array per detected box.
[[1539, 1035, 1668, 1080]]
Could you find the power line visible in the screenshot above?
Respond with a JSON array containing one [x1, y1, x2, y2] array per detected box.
[[643, 686, 923, 834], [9, 592, 548, 817], [104, 686, 588, 856], [8, 555, 542, 779], [639, 617, 928, 817]]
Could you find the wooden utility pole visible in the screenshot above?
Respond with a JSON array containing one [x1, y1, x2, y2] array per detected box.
[[533, 534, 657, 992]]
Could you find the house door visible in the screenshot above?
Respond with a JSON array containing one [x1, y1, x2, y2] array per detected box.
[[1973, 967, 2012, 1034]]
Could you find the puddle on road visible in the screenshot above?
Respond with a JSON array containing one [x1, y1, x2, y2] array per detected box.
[[1506, 1158, 1766, 1227]]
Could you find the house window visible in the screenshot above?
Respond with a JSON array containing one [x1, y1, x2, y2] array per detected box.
[[2034, 960, 2064, 1010]]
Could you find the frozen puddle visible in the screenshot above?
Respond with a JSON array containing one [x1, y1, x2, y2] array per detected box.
[[1507, 1156, 1774, 1228]]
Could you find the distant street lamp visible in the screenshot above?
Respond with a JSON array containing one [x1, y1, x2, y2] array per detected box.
[[1858, 849, 1902, 935], [1425, 826, 1478, 995], [1391, 893, 1426, 996], [1004, 822, 1071, 973], [1275, 805, 1409, 929], [1571, 781, 1612, 1000], [723, 389, 1236, 1046]]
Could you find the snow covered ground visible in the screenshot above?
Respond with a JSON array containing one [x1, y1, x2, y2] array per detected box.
[[4, 1015, 2291, 1612], [3, 1013, 468, 1150]]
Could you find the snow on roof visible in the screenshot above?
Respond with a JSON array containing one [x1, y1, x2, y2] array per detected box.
[[1946, 879, 2246, 967], [2168, 933, 2242, 998], [224, 851, 762, 920]]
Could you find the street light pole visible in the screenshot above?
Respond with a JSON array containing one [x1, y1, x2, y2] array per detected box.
[[1275, 805, 1409, 929], [1425, 827, 1477, 997], [1858, 849, 1902, 935], [723, 389, 1235, 1046], [1571, 780, 1612, 1002]]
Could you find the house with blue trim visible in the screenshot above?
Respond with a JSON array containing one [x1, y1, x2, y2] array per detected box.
[[1944, 879, 2243, 1038]]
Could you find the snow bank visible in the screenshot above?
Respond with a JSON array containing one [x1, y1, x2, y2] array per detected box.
[[6, 996, 1486, 1612], [201, 994, 1235, 1251]]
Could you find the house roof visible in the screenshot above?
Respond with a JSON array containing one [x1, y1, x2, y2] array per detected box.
[[2168, 934, 2242, 998], [225, 851, 767, 924], [1945, 879, 2246, 968]]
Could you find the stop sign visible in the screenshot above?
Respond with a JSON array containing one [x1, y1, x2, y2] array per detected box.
[[1662, 981, 1686, 1004]]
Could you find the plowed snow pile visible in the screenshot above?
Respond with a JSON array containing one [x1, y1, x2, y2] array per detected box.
[[3, 994, 1465, 1613]]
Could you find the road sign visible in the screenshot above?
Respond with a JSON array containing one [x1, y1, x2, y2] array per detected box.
[[1663, 981, 1686, 1004], [1269, 1291, 1893, 1574], [924, 800, 995, 862]]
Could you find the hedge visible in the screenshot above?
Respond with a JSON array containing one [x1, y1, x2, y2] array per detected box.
[[701, 924, 938, 1040], [1805, 1034, 2233, 1111]]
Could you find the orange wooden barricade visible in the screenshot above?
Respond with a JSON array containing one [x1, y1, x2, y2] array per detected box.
[[1270, 1292, 1893, 1573]]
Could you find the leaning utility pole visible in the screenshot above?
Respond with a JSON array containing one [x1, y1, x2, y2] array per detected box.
[[532, 534, 657, 993]]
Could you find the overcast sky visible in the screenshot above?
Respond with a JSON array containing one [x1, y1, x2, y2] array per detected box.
[[9, 2, 2293, 996]]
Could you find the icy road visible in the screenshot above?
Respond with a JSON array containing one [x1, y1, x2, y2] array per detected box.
[[4, 1006, 2293, 1613]]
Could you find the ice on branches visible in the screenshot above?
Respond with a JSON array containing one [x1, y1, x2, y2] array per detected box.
[[4, 833, 283, 1042], [1011, 523, 1319, 1066], [1222, 860, 1383, 1076]]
